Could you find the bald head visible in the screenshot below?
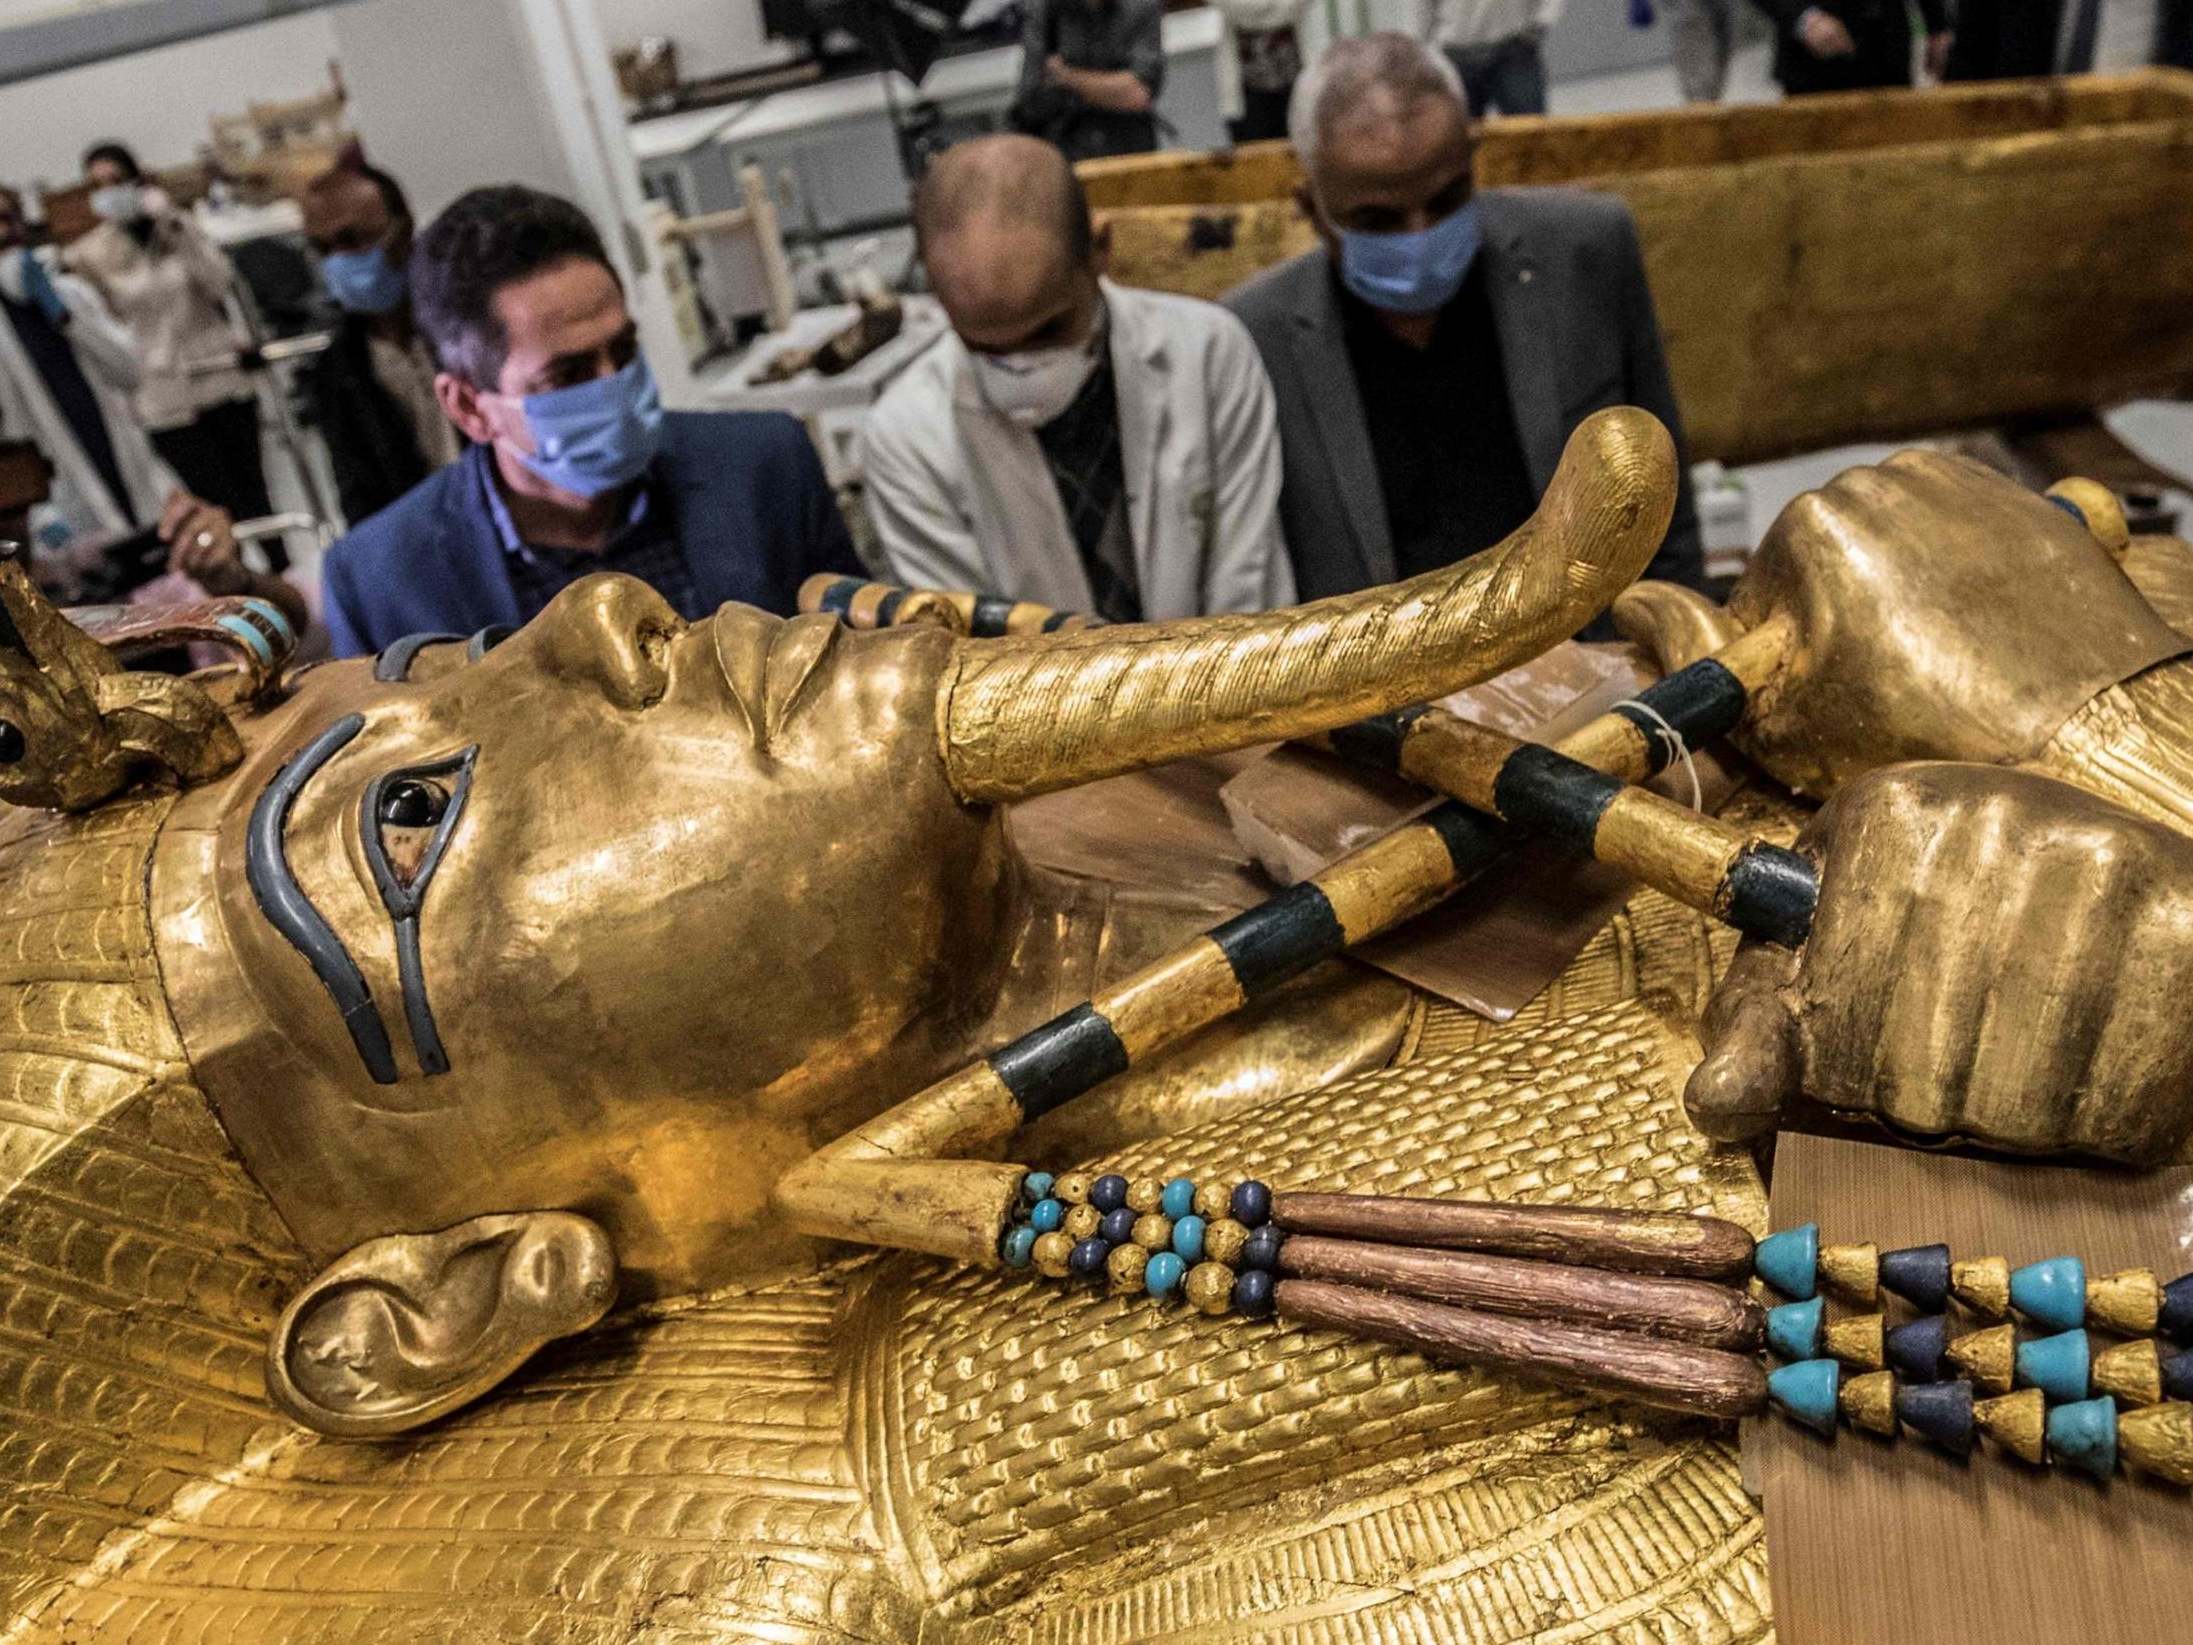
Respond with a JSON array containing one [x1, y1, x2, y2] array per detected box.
[[915, 136, 1102, 355]]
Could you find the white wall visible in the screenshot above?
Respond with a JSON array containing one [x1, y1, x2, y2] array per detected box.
[[0, 9, 343, 201], [328, 0, 577, 218]]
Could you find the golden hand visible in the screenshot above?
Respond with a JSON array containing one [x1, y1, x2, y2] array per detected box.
[[1617, 451, 2183, 798], [1686, 761, 2193, 1163]]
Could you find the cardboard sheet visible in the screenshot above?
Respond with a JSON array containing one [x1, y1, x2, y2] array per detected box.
[[1220, 642, 1736, 1020], [1753, 1133, 2193, 1645]]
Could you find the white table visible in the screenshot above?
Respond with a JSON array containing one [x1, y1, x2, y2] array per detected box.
[[632, 9, 1224, 228], [694, 294, 950, 487]]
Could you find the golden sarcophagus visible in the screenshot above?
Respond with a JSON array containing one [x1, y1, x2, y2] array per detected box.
[[1082, 71, 2193, 465]]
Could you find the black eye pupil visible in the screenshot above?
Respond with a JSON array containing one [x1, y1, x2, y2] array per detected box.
[[0, 721, 22, 766], [378, 779, 447, 829]]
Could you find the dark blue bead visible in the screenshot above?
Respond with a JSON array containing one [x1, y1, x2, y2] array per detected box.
[[1090, 1174, 1130, 1213], [2162, 1348, 2193, 1402], [1885, 1314, 1951, 1383], [1895, 1378, 1974, 1457], [1230, 1180, 1273, 1227], [1099, 1207, 1139, 1245], [1879, 1243, 1952, 1312], [2161, 1272, 2193, 1343], [1233, 1269, 1275, 1317], [1240, 1226, 1285, 1272], [1068, 1237, 1111, 1279]]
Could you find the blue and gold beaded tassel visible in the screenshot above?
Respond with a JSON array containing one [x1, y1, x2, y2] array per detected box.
[[2089, 1338, 2183, 1408], [2015, 1330, 2091, 1403], [1946, 1324, 2016, 1394], [1776, 1363, 2193, 1486], [1885, 1314, 1951, 1383], [1767, 1357, 1841, 1436], [1896, 1377, 1976, 1457], [2163, 1272, 2193, 1342], [1879, 1243, 1953, 1312], [1753, 1225, 1878, 1302], [1766, 1297, 1824, 1361], [1754, 1224, 1820, 1300], [998, 1168, 1267, 1323]]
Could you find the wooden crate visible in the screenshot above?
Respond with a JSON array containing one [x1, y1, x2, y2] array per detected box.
[[1083, 71, 2193, 465]]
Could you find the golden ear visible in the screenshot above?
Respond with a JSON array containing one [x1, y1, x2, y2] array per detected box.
[[266, 1210, 617, 1438]]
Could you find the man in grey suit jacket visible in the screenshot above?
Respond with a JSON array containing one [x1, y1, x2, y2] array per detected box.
[[1226, 33, 1704, 604]]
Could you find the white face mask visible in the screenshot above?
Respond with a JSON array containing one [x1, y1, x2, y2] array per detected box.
[[89, 183, 143, 224], [968, 297, 1106, 429]]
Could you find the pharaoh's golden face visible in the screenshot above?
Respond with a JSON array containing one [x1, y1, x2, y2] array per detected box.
[[154, 576, 1015, 1294]]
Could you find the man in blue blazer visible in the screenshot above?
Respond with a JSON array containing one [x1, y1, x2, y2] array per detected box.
[[320, 185, 860, 658]]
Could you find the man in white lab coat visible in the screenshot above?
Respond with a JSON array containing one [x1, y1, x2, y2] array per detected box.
[[863, 135, 1293, 621], [0, 185, 177, 544]]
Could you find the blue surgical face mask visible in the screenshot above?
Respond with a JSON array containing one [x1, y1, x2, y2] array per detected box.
[[89, 183, 144, 225], [1337, 198, 1484, 317], [322, 242, 408, 315], [493, 355, 664, 499]]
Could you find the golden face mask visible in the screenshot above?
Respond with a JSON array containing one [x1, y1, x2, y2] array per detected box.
[[142, 406, 1675, 1302]]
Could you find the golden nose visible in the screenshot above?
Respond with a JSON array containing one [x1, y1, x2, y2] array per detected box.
[[523, 574, 678, 710]]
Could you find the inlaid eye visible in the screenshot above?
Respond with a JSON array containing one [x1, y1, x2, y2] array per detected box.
[[0, 721, 22, 766], [376, 777, 448, 830]]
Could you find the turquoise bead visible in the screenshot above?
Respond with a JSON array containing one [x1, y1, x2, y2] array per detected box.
[[1022, 1171, 1054, 1203], [1767, 1357, 1841, 1436], [1028, 1198, 1065, 1234], [1160, 1177, 1197, 1220], [1144, 1251, 1186, 1298], [2010, 1256, 2086, 1332], [1755, 1223, 1820, 1300], [1002, 1226, 1037, 1268], [1766, 1297, 1824, 1362], [2045, 1395, 2118, 1479], [2015, 1330, 2091, 1402], [1172, 1214, 1206, 1263]]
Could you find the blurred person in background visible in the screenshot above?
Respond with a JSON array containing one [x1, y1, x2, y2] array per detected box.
[[1215, 0, 1309, 144], [1011, 0, 1166, 159], [66, 141, 272, 523], [1421, 0, 1560, 116], [1751, 0, 1951, 93], [1667, 0, 1745, 101], [1941, 0, 2057, 78], [301, 157, 461, 529], [1227, 35, 1703, 603], [0, 183, 172, 544], [864, 135, 1291, 620], [320, 185, 860, 657]]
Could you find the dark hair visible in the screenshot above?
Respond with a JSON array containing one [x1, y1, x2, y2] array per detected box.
[[81, 142, 143, 181], [308, 159, 411, 225], [409, 185, 615, 387]]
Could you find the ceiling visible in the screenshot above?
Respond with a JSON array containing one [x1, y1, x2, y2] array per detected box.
[[0, 0, 358, 88]]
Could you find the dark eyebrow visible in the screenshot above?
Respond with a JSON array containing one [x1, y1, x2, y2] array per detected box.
[[247, 713, 400, 1084]]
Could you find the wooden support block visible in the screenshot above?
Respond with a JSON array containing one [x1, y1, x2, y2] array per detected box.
[[1753, 1135, 2193, 1645]]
